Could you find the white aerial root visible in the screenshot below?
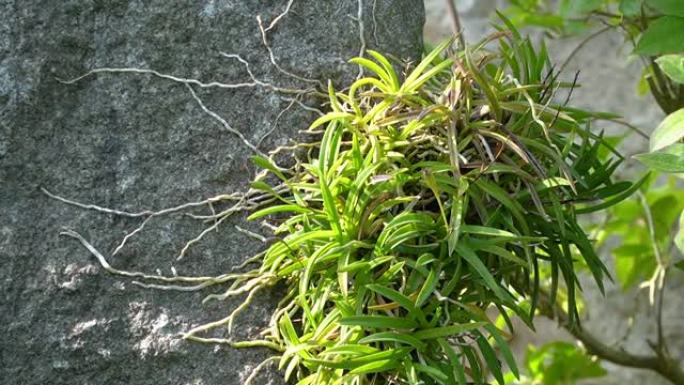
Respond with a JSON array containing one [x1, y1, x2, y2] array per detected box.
[[42, 187, 241, 218], [59, 228, 277, 337], [256, 96, 299, 148], [263, 0, 294, 33], [356, 0, 367, 79], [182, 280, 271, 339], [202, 274, 273, 304], [61, 227, 284, 371], [57, 45, 319, 175], [282, 95, 325, 116], [57, 53, 311, 97], [235, 225, 268, 243], [217, 52, 315, 95], [49, 1, 387, 365], [176, 212, 234, 261], [256, 9, 323, 88], [112, 216, 153, 255], [243, 356, 281, 385], [59, 229, 218, 284], [56, 67, 258, 90], [183, 83, 268, 159], [43, 187, 260, 258], [163, 188, 277, 261], [372, 0, 380, 46], [184, 336, 283, 353]]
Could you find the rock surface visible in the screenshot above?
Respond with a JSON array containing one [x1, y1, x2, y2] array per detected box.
[[0, 1, 423, 384]]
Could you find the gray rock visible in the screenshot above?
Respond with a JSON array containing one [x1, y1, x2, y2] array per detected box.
[[0, 1, 423, 384]]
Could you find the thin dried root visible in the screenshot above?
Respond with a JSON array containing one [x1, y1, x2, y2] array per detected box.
[[184, 336, 284, 352], [268, 141, 322, 156], [60, 229, 220, 285], [218, 52, 316, 96], [177, 208, 233, 261], [56, 55, 313, 97], [176, 186, 286, 261], [235, 225, 268, 243], [281, 95, 325, 116], [356, 0, 367, 79], [236, 251, 267, 270], [131, 270, 256, 291], [263, 0, 294, 33], [202, 275, 274, 304], [226, 285, 267, 332], [184, 187, 282, 220], [256, 14, 323, 87], [43, 187, 147, 218], [244, 356, 281, 385], [184, 83, 267, 158], [44, 187, 245, 256], [42, 187, 240, 220], [112, 216, 152, 256], [256, 96, 299, 148], [55, 67, 258, 90], [183, 283, 269, 339]]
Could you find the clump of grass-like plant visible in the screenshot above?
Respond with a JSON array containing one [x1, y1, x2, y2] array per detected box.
[[48, 19, 643, 385], [181, 23, 640, 385]]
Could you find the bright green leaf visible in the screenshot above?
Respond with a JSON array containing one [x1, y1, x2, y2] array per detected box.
[[646, 0, 684, 17], [559, 0, 604, 17], [613, 243, 654, 289], [675, 209, 684, 255], [650, 108, 684, 152], [347, 359, 401, 375], [635, 144, 684, 172], [620, 0, 642, 16], [635, 16, 684, 55], [411, 322, 486, 340], [358, 332, 427, 350], [656, 54, 684, 84], [340, 315, 418, 330], [526, 342, 607, 384]]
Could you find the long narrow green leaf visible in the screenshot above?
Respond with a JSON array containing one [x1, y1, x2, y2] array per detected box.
[[340, 316, 418, 329]]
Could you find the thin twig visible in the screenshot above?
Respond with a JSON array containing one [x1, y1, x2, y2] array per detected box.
[[372, 0, 379, 46], [536, 289, 684, 385], [558, 25, 612, 75], [445, 0, 465, 47], [638, 191, 670, 356], [606, 118, 649, 140]]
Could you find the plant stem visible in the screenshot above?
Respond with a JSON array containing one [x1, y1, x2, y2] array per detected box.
[[445, 0, 465, 47], [558, 25, 612, 75], [536, 290, 684, 385]]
